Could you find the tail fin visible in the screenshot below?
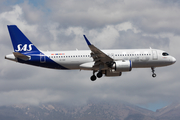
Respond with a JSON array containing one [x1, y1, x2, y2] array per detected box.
[[7, 25, 39, 53]]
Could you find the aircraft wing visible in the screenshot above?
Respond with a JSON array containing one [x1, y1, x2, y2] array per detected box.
[[83, 35, 114, 69]]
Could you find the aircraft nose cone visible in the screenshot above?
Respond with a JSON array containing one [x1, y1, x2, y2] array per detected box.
[[171, 57, 176, 63]]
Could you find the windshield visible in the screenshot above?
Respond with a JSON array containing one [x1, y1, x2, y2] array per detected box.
[[162, 52, 169, 56]]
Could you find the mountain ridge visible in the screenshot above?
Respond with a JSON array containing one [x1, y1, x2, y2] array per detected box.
[[0, 101, 180, 120]]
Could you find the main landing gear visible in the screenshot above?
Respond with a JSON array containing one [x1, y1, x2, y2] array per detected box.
[[151, 67, 156, 78], [90, 70, 103, 81]]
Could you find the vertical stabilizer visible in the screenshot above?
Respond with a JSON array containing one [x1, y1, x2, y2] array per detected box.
[[7, 25, 39, 53]]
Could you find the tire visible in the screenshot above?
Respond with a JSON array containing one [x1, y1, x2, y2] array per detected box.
[[152, 73, 156, 77], [91, 75, 96, 81]]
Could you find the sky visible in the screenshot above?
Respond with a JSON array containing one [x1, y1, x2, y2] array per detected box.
[[0, 0, 180, 112]]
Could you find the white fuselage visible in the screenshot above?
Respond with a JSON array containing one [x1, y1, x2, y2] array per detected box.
[[41, 49, 176, 70]]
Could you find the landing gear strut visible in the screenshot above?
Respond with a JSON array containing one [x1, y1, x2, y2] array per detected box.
[[97, 71, 103, 78], [151, 67, 156, 78]]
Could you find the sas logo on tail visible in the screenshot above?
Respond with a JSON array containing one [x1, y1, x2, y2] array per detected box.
[[15, 44, 33, 52]]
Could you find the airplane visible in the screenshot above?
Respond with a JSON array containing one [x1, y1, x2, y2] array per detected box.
[[5, 25, 176, 81]]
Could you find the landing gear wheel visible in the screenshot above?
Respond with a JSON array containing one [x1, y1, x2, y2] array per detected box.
[[90, 75, 97, 81], [151, 67, 157, 78], [152, 73, 156, 78], [97, 71, 103, 78]]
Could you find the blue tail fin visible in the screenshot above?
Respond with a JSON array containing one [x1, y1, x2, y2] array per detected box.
[[7, 25, 39, 53]]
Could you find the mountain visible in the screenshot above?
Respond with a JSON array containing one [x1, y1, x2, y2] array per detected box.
[[0, 101, 180, 120], [155, 102, 180, 120]]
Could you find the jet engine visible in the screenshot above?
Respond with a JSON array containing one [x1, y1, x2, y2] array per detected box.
[[112, 60, 132, 72]]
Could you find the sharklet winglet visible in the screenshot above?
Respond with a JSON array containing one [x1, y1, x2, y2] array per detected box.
[[83, 35, 91, 46]]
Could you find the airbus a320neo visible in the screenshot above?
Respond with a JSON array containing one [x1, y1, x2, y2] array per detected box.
[[5, 25, 176, 81]]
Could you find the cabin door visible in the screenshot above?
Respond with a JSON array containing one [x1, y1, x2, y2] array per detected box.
[[40, 53, 46, 63], [152, 50, 158, 60]]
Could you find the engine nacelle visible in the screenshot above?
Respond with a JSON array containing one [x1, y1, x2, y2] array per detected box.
[[112, 60, 132, 72]]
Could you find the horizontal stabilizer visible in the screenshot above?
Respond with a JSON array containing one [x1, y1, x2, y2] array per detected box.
[[13, 52, 30, 61]]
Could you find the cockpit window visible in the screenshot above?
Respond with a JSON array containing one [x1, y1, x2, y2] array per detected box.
[[162, 52, 169, 56]]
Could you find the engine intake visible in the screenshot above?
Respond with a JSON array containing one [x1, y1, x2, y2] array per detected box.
[[112, 60, 132, 72]]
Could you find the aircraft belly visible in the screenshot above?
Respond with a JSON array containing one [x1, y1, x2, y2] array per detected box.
[[56, 59, 92, 69], [132, 61, 170, 68], [60, 63, 80, 69]]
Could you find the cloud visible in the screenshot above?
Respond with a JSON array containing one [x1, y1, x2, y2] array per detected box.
[[21, 1, 43, 24], [0, 0, 179, 111], [45, 0, 180, 35]]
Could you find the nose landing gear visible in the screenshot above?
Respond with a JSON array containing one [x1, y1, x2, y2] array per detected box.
[[151, 67, 156, 78]]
